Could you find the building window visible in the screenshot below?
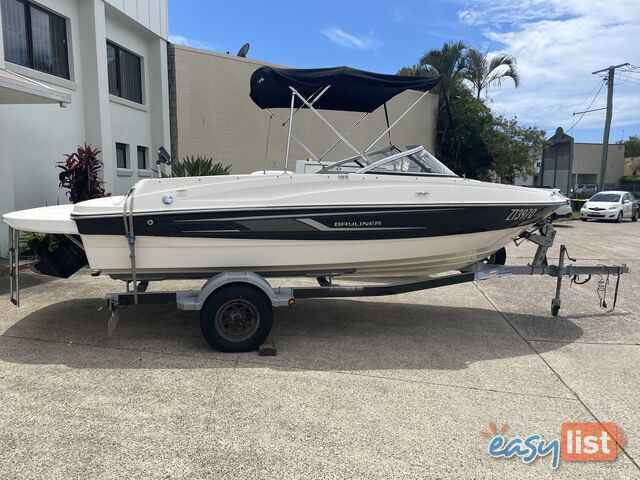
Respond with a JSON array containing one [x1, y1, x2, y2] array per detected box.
[[116, 143, 128, 168], [137, 146, 148, 169], [106, 41, 142, 103], [0, 0, 69, 79]]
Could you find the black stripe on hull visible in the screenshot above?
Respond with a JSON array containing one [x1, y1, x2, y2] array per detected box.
[[74, 204, 559, 240]]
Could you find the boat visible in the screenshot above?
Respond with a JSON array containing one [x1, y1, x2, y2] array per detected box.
[[3, 66, 564, 281]]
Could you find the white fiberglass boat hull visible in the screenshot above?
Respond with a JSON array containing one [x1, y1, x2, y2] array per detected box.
[[80, 226, 525, 278], [3, 173, 564, 279]]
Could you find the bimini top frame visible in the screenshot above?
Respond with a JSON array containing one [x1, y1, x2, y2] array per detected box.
[[249, 66, 441, 171]]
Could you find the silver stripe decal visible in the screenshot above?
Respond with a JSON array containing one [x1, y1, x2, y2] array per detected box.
[[170, 207, 464, 224]]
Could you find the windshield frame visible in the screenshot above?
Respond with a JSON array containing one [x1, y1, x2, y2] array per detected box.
[[317, 145, 457, 177]]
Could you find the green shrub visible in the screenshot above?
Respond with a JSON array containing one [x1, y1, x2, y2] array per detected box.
[[172, 156, 232, 177], [621, 175, 640, 183]]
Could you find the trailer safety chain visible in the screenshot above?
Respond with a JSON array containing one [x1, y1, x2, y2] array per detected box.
[[594, 266, 620, 312]]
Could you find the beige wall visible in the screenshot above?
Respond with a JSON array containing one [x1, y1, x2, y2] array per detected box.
[[171, 46, 438, 174], [573, 143, 625, 186]]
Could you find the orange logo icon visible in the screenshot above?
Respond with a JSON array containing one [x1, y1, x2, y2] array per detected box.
[[561, 422, 626, 462]]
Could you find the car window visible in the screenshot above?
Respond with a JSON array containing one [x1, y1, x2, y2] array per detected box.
[[590, 193, 620, 202]]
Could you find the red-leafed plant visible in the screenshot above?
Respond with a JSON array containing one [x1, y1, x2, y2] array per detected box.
[[58, 144, 111, 203]]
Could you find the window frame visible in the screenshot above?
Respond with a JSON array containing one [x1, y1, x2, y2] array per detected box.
[[1, 0, 70, 79], [137, 146, 148, 170], [116, 142, 128, 169], [106, 40, 143, 104]]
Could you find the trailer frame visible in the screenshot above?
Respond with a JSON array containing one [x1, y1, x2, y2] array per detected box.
[[7, 223, 629, 352]]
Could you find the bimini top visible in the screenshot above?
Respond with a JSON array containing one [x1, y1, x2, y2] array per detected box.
[[249, 66, 441, 113]]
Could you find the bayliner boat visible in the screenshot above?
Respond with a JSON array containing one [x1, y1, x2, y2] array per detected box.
[[3, 66, 564, 281]]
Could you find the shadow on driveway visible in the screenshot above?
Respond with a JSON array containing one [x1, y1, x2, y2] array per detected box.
[[0, 296, 593, 372], [0, 272, 57, 295]]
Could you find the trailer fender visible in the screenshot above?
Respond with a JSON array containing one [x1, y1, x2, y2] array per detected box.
[[176, 271, 293, 311]]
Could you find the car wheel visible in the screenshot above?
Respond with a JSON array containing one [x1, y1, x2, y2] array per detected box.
[[616, 211, 623, 223], [632, 210, 638, 222]]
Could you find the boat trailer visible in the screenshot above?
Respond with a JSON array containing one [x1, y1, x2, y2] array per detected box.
[[7, 223, 630, 353]]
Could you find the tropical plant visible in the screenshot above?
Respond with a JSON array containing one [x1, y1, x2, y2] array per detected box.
[[172, 155, 232, 177], [463, 49, 520, 100], [418, 41, 468, 95], [20, 231, 59, 254], [58, 144, 110, 203], [396, 63, 426, 77]]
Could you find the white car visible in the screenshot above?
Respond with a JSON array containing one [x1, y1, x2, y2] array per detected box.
[[580, 191, 638, 222], [551, 190, 573, 221], [529, 187, 572, 220]]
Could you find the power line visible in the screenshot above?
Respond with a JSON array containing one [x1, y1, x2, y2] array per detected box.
[[569, 79, 605, 116], [566, 79, 605, 133]]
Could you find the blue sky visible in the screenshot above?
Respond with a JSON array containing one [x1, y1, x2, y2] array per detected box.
[[168, 0, 640, 144]]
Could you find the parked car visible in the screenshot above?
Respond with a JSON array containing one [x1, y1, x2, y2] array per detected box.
[[580, 191, 638, 222], [574, 184, 598, 198], [529, 186, 572, 220]]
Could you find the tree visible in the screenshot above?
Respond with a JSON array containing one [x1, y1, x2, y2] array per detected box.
[[463, 49, 520, 100], [396, 40, 535, 181], [437, 84, 494, 178], [418, 41, 468, 95], [396, 63, 425, 77], [616, 135, 640, 158], [483, 116, 547, 183]]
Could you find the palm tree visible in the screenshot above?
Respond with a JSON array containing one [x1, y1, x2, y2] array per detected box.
[[418, 41, 468, 95], [463, 48, 519, 100], [396, 63, 425, 77]]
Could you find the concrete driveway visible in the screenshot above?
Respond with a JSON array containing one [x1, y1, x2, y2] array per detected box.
[[1, 220, 639, 479]]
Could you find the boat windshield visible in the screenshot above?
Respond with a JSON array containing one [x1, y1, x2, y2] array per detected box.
[[318, 145, 457, 176]]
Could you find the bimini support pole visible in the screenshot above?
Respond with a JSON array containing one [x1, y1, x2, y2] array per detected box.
[[364, 89, 431, 153], [263, 114, 272, 173], [282, 85, 331, 170], [264, 109, 320, 162], [290, 87, 367, 163], [318, 112, 369, 161], [282, 85, 331, 128], [284, 92, 295, 171]]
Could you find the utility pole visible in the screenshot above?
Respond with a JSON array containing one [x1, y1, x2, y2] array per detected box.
[[592, 63, 629, 191]]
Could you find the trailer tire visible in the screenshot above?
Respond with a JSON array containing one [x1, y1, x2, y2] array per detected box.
[[200, 285, 273, 352]]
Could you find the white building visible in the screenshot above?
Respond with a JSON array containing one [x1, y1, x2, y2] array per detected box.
[[0, 0, 170, 254]]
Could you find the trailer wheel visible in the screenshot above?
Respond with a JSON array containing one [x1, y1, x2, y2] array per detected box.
[[200, 285, 273, 352]]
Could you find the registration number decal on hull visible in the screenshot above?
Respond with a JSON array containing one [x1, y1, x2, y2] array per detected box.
[[505, 208, 538, 221]]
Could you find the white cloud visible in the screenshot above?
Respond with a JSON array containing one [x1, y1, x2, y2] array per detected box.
[[455, 0, 640, 136], [322, 27, 381, 50], [168, 34, 215, 51]]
